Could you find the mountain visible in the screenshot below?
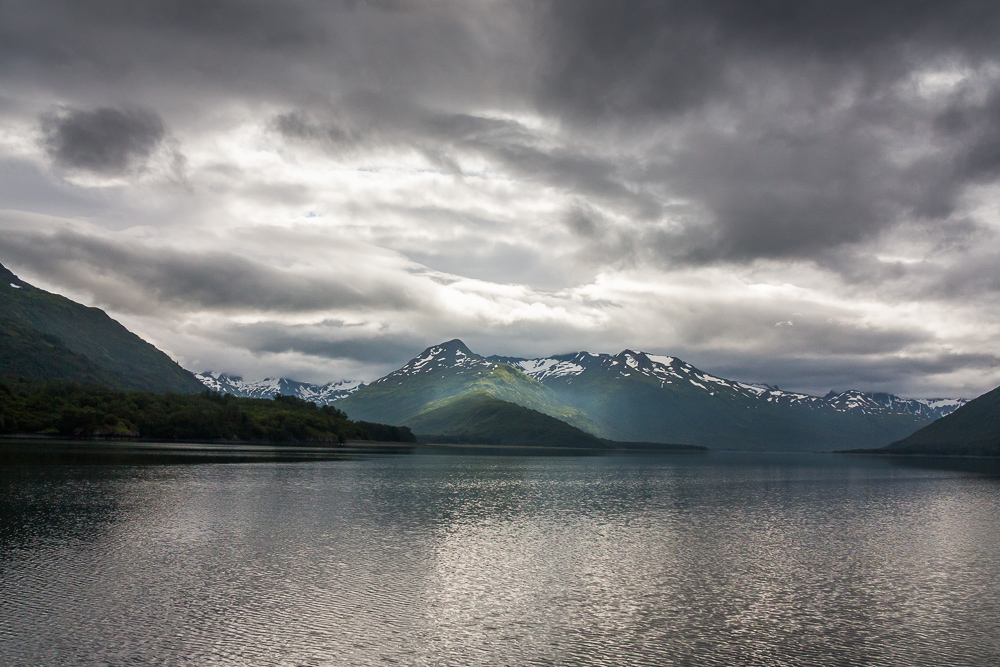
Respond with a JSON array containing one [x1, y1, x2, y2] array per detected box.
[[0, 317, 119, 386], [195, 371, 363, 405], [489, 349, 944, 451], [335, 339, 608, 436], [497, 351, 966, 418], [0, 264, 203, 393], [822, 390, 967, 420], [851, 385, 1000, 456], [334, 339, 957, 452]]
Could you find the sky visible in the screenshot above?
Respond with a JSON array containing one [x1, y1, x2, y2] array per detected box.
[[1, 0, 1000, 398]]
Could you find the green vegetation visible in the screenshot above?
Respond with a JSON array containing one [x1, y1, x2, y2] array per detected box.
[[407, 391, 704, 451], [0, 264, 204, 393], [0, 317, 120, 386], [846, 385, 1000, 456], [0, 377, 415, 444], [338, 356, 608, 436]]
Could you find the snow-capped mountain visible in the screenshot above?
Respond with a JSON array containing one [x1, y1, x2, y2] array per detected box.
[[195, 371, 363, 405], [336, 339, 608, 435], [822, 390, 968, 419], [493, 350, 967, 419], [335, 340, 967, 451], [374, 339, 499, 383], [196, 340, 968, 451]]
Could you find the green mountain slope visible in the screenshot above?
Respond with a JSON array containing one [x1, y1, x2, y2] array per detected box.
[[407, 391, 611, 448], [549, 368, 923, 451], [859, 385, 1000, 456], [0, 317, 119, 385], [0, 264, 203, 393], [336, 340, 608, 436]]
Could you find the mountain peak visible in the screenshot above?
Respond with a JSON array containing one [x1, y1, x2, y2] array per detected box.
[[436, 338, 473, 354], [390, 339, 485, 377]]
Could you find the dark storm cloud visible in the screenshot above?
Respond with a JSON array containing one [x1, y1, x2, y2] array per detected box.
[[40, 107, 166, 175], [936, 86, 1000, 183], [0, 0, 323, 71], [527, 1, 1000, 263], [537, 0, 1000, 120], [220, 321, 423, 365], [0, 227, 422, 314], [72, 0, 321, 48]]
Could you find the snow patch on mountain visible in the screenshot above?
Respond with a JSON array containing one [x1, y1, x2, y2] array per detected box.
[[195, 371, 363, 405], [373, 339, 507, 385]]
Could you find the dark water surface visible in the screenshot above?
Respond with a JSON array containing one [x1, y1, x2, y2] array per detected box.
[[2, 451, 999, 666]]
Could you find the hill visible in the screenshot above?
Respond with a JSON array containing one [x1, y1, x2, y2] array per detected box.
[[0, 264, 203, 393], [845, 385, 1000, 456], [407, 391, 610, 448], [408, 391, 703, 451]]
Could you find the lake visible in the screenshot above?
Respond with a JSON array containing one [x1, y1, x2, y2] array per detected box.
[[2, 449, 999, 666]]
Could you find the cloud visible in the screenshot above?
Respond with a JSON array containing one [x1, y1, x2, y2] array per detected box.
[[0, 223, 428, 315], [40, 106, 167, 175], [217, 320, 424, 365], [2, 1, 1000, 396]]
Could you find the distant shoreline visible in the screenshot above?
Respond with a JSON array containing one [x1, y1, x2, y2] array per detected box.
[[832, 448, 1000, 459]]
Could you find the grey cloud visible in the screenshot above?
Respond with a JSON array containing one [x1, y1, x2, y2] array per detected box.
[[40, 107, 166, 175], [74, 0, 322, 49], [708, 351, 1000, 398], [275, 101, 663, 220], [0, 227, 424, 314], [536, 1, 1000, 121], [219, 320, 423, 365], [936, 87, 1000, 182], [661, 303, 933, 358], [14, 1, 1000, 267]]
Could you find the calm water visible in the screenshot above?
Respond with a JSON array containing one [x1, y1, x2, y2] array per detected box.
[[2, 451, 1000, 666]]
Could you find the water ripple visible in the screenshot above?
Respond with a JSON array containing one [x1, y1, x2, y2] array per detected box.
[[1, 453, 999, 666]]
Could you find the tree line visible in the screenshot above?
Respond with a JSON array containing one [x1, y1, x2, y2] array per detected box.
[[0, 378, 415, 444]]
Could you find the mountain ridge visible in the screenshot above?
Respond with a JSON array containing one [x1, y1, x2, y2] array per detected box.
[[194, 371, 363, 405], [492, 349, 967, 419], [331, 340, 963, 451]]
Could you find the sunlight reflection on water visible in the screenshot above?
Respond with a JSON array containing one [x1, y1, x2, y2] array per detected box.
[[1, 452, 999, 666]]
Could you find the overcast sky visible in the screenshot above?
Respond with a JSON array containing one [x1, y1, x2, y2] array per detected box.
[[2, 1, 1000, 397]]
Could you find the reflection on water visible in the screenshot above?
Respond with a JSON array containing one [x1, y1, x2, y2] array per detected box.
[[1, 452, 999, 666]]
